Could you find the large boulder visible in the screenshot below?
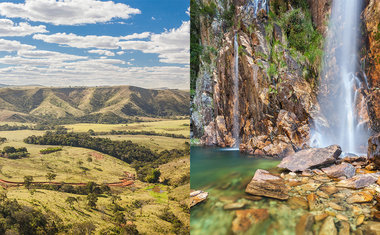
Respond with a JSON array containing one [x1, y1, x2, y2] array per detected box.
[[336, 173, 380, 189], [245, 169, 289, 200], [321, 163, 356, 178], [277, 145, 342, 172], [368, 134, 380, 168]]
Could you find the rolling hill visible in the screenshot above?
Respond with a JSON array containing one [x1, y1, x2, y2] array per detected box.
[[0, 86, 189, 123]]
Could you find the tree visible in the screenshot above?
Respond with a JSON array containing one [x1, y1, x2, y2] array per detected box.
[[3, 146, 16, 154], [87, 193, 98, 209], [88, 129, 95, 136], [23, 176, 33, 190], [145, 169, 161, 183], [45, 172, 57, 182], [65, 196, 77, 208]]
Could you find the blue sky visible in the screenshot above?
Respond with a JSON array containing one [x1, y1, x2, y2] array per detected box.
[[0, 0, 189, 89]]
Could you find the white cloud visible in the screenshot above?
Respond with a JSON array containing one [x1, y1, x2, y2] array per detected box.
[[0, 55, 189, 89], [0, 0, 141, 25], [119, 32, 150, 40], [0, 19, 47, 36], [152, 17, 156, 20], [33, 32, 151, 49], [116, 51, 125, 55], [186, 7, 190, 16], [88, 49, 115, 57], [118, 21, 190, 64], [33, 33, 120, 49], [0, 39, 35, 51]]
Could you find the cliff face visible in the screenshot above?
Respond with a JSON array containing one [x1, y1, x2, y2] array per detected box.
[[191, 0, 379, 156], [364, 0, 380, 132]]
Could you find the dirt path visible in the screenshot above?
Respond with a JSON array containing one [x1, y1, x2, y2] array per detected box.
[[0, 178, 134, 188]]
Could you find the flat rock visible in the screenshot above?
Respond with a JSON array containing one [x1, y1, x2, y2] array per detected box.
[[232, 208, 269, 233], [322, 163, 356, 178], [223, 202, 246, 210], [278, 145, 342, 172], [347, 191, 373, 203], [328, 202, 344, 211], [336, 173, 380, 189], [362, 221, 380, 235], [296, 213, 314, 235], [190, 190, 208, 207], [339, 221, 350, 235], [289, 196, 309, 210], [245, 169, 289, 200], [319, 216, 337, 235]]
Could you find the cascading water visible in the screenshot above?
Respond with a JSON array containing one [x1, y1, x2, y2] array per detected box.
[[310, 0, 369, 155], [233, 33, 240, 148]]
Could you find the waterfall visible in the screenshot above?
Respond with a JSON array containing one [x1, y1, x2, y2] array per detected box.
[[311, 0, 369, 155], [233, 34, 240, 147]]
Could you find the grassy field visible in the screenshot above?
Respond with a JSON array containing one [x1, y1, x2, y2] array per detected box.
[[0, 120, 190, 234], [99, 134, 189, 152], [64, 119, 190, 137]]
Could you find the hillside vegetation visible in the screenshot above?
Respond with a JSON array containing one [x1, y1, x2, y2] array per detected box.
[[0, 86, 189, 124]]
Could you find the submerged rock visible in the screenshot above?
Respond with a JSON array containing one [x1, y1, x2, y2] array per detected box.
[[278, 145, 342, 172], [231, 208, 269, 233], [296, 213, 314, 235], [336, 173, 379, 189], [223, 202, 246, 210], [346, 191, 373, 203], [322, 163, 356, 178], [245, 169, 289, 200], [319, 216, 337, 235]]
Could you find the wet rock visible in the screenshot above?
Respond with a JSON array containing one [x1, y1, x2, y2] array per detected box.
[[336, 214, 348, 221], [307, 193, 318, 211], [320, 185, 338, 195], [342, 155, 367, 163], [232, 208, 269, 233], [302, 170, 314, 177], [362, 221, 380, 235], [368, 134, 380, 168], [316, 191, 329, 199], [356, 215, 365, 226], [319, 216, 337, 235], [190, 190, 208, 207], [301, 182, 322, 192], [224, 202, 246, 210], [336, 173, 380, 189], [347, 191, 374, 203], [328, 202, 344, 211], [339, 221, 350, 235], [243, 195, 263, 201], [245, 169, 289, 200], [315, 213, 329, 222], [296, 213, 314, 235], [322, 163, 356, 178], [289, 197, 309, 210], [278, 145, 342, 172]]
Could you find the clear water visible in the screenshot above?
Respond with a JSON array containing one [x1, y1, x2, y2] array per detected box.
[[190, 147, 307, 235], [311, 0, 369, 154]]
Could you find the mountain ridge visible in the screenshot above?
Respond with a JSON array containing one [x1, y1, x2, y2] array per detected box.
[[0, 86, 189, 124]]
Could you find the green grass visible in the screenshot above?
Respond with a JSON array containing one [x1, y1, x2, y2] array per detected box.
[[0, 121, 189, 234], [64, 119, 190, 137], [0, 144, 134, 183]]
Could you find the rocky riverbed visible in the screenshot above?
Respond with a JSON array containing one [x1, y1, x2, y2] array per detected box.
[[191, 141, 380, 234]]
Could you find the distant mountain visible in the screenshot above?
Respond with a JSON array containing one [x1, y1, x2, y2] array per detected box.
[[0, 84, 9, 88], [0, 86, 189, 124]]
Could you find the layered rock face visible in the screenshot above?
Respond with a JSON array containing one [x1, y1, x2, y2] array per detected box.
[[191, 0, 379, 156], [364, 0, 380, 133]]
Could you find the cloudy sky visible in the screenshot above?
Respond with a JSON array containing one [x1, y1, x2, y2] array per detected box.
[[0, 0, 189, 89]]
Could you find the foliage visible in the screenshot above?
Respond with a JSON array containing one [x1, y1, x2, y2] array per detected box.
[[159, 207, 189, 235], [145, 169, 161, 183], [46, 172, 57, 181], [40, 147, 63, 154], [0, 195, 60, 234], [1, 146, 29, 159], [87, 193, 98, 208]]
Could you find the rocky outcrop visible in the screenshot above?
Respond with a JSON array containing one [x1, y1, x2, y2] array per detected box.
[[364, 0, 380, 133], [307, 0, 331, 34], [277, 145, 342, 172], [245, 169, 289, 200], [368, 133, 380, 168]]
